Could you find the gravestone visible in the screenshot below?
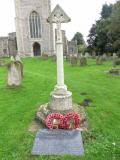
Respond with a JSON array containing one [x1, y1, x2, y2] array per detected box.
[[42, 53, 48, 60], [85, 52, 90, 58], [96, 56, 103, 65], [70, 55, 77, 66], [92, 52, 96, 59], [80, 56, 87, 66], [102, 53, 107, 61], [108, 53, 119, 75], [32, 129, 84, 156], [112, 53, 118, 68], [7, 56, 23, 86]]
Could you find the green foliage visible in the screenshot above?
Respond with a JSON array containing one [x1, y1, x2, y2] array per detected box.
[[109, 1, 120, 51], [101, 4, 113, 19], [0, 58, 120, 160], [72, 32, 85, 46], [87, 24, 96, 53], [78, 44, 87, 54], [87, 1, 120, 55]]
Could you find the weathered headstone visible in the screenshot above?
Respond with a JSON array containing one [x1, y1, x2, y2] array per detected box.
[[80, 56, 87, 66], [92, 52, 96, 59], [42, 53, 48, 60], [85, 52, 90, 58], [102, 53, 107, 61], [108, 53, 119, 75], [32, 129, 84, 156], [70, 55, 77, 66], [112, 53, 118, 68], [7, 56, 23, 86], [96, 55, 103, 65]]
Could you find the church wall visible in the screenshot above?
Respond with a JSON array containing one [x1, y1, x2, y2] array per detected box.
[[0, 37, 8, 56], [0, 34, 17, 57], [14, 0, 54, 57]]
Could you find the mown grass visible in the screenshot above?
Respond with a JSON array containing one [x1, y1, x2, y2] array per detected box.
[[0, 58, 120, 160]]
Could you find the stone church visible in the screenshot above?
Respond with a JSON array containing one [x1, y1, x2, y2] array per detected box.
[[15, 0, 53, 56], [0, 0, 78, 57]]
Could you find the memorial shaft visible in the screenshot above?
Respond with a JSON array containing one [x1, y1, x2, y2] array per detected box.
[[56, 23, 65, 88]]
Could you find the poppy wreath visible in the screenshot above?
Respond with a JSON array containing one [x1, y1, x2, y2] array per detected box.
[[45, 112, 80, 129], [64, 112, 80, 129], [45, 113, 64, 129]]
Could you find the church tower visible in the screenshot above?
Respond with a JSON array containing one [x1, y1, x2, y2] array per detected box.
[[14, 0, 53, 56]]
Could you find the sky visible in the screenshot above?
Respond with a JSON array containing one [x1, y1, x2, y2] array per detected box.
[[0, 0, 117, 41]]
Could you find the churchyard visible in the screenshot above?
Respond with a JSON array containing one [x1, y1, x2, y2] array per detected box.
[[0, 57, 120, 160], [0, 1, 120, 159]]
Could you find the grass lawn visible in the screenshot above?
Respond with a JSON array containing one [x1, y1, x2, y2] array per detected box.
[[0, 58, 120, 160]]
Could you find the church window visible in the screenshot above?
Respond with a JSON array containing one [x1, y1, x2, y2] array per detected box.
[[29, 11, 41, 38]]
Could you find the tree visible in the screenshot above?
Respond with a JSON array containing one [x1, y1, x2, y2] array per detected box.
[[95, 18, 112, 55], [87, 24, 97, 53], [72, 32, 85, 45], [87, 3, 114, 55], [101, 4, 113, 19], [108, 1, 120, 53]]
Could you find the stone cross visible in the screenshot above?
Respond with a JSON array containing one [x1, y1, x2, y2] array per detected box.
[[48, 5, 71, 91], [48, 5, 72, 111]]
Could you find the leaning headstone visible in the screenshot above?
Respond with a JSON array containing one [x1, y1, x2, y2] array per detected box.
[[70, 55, 77, 66], [96, 56, 103, 65], [108, 53, 119, 75], [32, 129, 84, 156], [80, 56, 87, 66], [7, 56, 23, 86]]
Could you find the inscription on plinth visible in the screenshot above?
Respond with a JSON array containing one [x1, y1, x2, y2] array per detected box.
[[32, 129, 84, 156]]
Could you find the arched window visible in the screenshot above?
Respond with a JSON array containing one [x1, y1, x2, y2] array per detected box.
[[29, 11, 41, 38]]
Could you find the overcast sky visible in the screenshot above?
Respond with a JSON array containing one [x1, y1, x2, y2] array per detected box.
[[0, 0, 116, 41]]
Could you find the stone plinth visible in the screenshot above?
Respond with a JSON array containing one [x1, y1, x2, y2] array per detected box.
[[49, 89, 72, 111], [36, 103, 88, 131], [32, 129, 84, 156]]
